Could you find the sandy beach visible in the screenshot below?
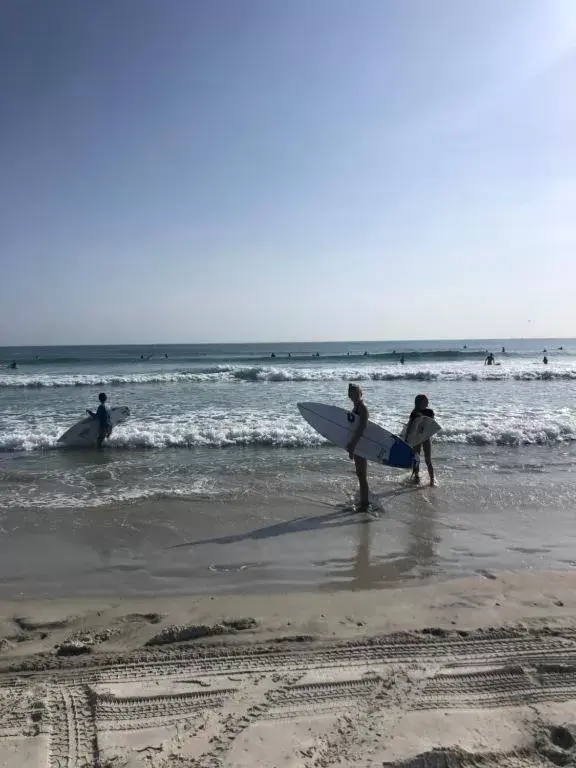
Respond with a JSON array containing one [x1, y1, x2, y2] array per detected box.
[[2, 571, 576, 766]]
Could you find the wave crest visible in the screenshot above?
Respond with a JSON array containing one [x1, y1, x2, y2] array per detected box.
[[2, 364, 576, 388], [1, 418, 575, 452]]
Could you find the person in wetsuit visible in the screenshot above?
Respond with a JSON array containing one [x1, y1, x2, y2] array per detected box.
[[407, 394, 436, 486], [346, 383, 369, 510], [87, 392, 111, 450]]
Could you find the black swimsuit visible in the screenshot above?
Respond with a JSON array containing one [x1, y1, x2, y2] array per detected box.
[[352, 402, 367, 468]]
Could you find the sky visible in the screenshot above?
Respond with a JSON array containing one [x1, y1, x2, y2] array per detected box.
[[1, 0, 575, 345]]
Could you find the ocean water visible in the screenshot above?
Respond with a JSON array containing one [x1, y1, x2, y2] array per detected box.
[[1, 339, 576, 597]]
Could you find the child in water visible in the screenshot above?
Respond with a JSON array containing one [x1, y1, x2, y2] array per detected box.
[[407, 394, 436, 486], [87, 392, 111, 450]]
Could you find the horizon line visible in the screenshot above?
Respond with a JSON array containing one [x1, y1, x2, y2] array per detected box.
[[0, 336, 574, 349]]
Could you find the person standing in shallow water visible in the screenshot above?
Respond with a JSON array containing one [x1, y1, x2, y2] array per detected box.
[[346, 384, 369, 510], [407, 394, 436, 486], [87, 392, 111, 450]]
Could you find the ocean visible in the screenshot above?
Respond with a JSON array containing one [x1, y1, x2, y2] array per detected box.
[[1, 338, 575, 598]]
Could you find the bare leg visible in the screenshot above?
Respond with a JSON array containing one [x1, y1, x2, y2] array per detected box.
[[358, 475, 369, 508], [423, 440, 435, 486], [354, 456, 370, 509], [412, 445, 421, 483]]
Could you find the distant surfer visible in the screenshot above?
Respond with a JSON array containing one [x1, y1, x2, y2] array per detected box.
[[543, 355, 548, 365], [485, 353, 495, 366], [9, 361, 17, 369], [400, 354, 405, 365], [407, 394, 436, 487], [87, 392, 112, 450], [346, 384, 369, 511]]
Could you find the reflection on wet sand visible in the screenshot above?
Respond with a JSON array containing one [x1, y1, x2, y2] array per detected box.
[[321, 487, 441, 590]]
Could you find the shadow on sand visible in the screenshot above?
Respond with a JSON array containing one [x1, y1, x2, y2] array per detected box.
[[168, 485, 423, 550]]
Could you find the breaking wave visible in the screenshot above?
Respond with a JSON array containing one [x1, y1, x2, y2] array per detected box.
[[2, 415, 575, 452], [1, 364, 576, 388]]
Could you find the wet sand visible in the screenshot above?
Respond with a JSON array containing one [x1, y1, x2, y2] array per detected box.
[[3, 572, 576, 766], [2, 458, 576, 598]]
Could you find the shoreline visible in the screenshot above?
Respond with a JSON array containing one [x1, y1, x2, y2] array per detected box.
[[3, 460, 576, 600], [3, 572, 576, 766]]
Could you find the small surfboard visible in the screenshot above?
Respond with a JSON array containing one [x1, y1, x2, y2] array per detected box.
[[58, 406, 130, 448], [297, 402, 416, 469], [401, 415, 442, 448]]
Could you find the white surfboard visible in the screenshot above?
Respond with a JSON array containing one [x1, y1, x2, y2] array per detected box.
[[298, 402, 416, 469], [58, 406, 130, 448], [401, 415, 441, 447]]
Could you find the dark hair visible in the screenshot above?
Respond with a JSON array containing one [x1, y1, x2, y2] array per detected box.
[[98, 392, 107, 403], [415, 394, 428, 408]]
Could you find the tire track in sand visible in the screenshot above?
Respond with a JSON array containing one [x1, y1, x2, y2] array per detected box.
[[288, 665, 442, 767], [95, 687, 237, 730], [1, 627, 575, 767], [417, 661, 576, 709], [174, 671, 306, 767], [2, 629, 573, 684], [47, 685, 97, 768]]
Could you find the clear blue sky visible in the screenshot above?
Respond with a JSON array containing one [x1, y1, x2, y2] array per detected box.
[[1, 0, 575, 344]]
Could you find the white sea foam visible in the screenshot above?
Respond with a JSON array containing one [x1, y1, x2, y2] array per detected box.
[[1, 362, 576, 388], [0, 479, 218, 509], [1, 411, 575, 452]]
